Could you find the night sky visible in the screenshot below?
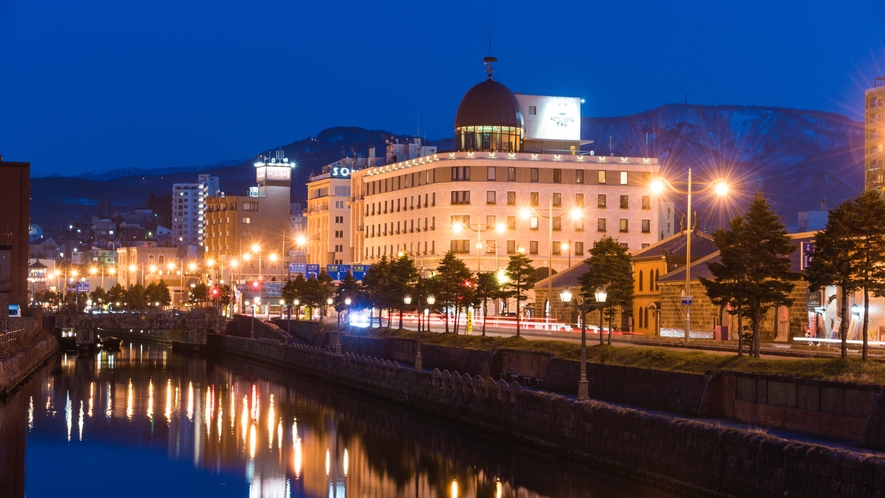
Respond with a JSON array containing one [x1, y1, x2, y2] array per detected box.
[[2, 0, 883, 177]]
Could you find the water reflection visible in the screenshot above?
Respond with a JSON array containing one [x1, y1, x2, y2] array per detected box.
[[0, 342, 674, 498]]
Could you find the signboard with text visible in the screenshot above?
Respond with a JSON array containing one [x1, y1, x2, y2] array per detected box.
[[801, 241, 814, 270]]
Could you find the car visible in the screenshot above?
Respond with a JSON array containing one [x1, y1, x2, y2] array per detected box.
[[8, 304, 21, 317]]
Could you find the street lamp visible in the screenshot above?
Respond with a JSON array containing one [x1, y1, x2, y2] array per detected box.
[[560, 287, 592, 400], [418, 295, 435, 370], [595, 285, 608, 345], [251, 296, 261, 339], [519, 200, 584, 327], [651, 170, 729, 342]]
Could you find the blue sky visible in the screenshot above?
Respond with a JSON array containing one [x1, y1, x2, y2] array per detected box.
[[2, 0, 883, 176]]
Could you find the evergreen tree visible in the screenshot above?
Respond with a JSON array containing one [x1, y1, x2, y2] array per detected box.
[[502, 253, 535, 338], [702, 192, 797, 357], [474, 271, 502, 336], [362, 256, 391, 328], [701, 217, 752, 356], [847, 189, 885, 360], [436, 251, 473, 334], [578, 236, 634, 345], [389, 255, 419, 330]]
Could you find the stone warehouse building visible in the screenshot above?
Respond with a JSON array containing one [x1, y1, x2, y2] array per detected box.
[[657, 232, 815, 340]]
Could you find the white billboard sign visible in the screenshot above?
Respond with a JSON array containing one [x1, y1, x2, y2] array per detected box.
[[516, 95, 581, 141]]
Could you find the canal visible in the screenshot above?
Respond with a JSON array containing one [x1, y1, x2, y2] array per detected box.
[[0, 341, 676, 497]]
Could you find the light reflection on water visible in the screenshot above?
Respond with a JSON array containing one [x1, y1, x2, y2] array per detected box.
[[0, 342, 675, 498]]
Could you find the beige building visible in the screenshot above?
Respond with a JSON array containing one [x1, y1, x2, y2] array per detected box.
[[347, 64, 661, 280], [204, 153, 293, 285], [865, 77, 885, 190]]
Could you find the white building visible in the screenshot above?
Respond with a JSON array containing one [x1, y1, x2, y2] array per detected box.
[[347, 61, 661, 280], [172, 174, 219, 247]]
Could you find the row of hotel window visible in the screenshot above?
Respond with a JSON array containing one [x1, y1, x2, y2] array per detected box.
[[365, 217, 651, 236], [365, 167, 644, 195], [365, 192, 652, 216], [364, 239, 627, 259]]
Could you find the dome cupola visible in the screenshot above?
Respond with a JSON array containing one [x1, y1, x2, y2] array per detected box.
[[454, 57, 524, 152]]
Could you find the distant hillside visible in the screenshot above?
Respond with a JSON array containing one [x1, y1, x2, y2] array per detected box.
[[30, 105, 864, 236], [580, 104, 863, 228]]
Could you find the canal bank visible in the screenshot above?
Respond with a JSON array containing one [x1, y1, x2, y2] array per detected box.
[[209, 334, 885, 497], [0, 337, 58, 397]]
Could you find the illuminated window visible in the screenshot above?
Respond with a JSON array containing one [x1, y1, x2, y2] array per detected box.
[[508, 167, 516, 181], [620, 219, 628, 232], [487, 167, 496, 181], [451, 240, 470, 253], [598, 194, 606, 208], [451, 191, 470, 205], [620, 172, 628, 185], [598, 219, 606, 232], [576, 170, 584, 184], [553, 193, 562, 207], [642, 196, 650, 210], [529, 241, 539, 254], [530, 217, 539, 230], [530, 168, 539, 182], [620, 195, 629, 209], [598, 171, 606, 184], [507, 191, 517, 205], [530, 192, 539, 206], [487, 191, 496, 205], [576, 193, 584, 207]]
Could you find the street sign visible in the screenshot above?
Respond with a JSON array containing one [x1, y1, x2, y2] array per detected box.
[[76, 282, 89, 293], [306, 264, 320, 279], [352, 264, 370, 280], [288, 263, 306, 275], [681, 296, 693, 306]]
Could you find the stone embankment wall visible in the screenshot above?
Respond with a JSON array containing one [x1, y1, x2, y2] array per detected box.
[[209, 335, 885, 497], [0, 338, 58, 397]]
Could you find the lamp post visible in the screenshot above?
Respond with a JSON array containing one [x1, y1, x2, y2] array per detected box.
[[251, 296, 260, 339], [334, 296, 343, 355], [418, 295, 435, 370], [651, 170, 728, 342], [560, 287, 591, 400], [519, 202, 585, 328], [595, 285, 608, 345]]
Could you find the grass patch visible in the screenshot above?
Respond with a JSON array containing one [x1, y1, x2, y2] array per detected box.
[[363, 328, 885, 385]]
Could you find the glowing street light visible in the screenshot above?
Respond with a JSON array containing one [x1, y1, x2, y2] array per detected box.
[[652, 170, 729, 342]]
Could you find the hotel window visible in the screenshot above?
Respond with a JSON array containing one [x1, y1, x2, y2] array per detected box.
[[486, 240, 496, 254], [598, 171, 606, 184], [530, 217, 539, 230], [432, 193, 436, 206], [335, 230, 344, 238], [575, 170, 584, 184], [620, 243, 629, 249], [506, 240, 516, 254], [451, 215, 470, 227], [598, 194, 606, 208], [620, 171, 628, 185], [620, 195, 629, 209], [507, 216, 516, 230], [575, 217, 584, 232], [552, 242, 561, 255], [529, 241, 539, 254], [451, 240, 470, 254], [487, 191, 496, 205], [528, 105, 537, 115], [452, 167, 470, 181], [487, 167, 496, 181], [530, 192, 539, 206], [576, 193, 584, 207], [642, 195, 650, 210], [451, 191, 470, 205], [553, 216, 562, 231], [598, 219, 606, 232], [553, 192, 562, 207], [335, 216, 344, 223], [242, 217, 251, 224], [620, 219, 628, 232], [642, 219, 651, 233], [530, 168, 539, 182], [508, 167, 516, 181], [575, 242, 584, 255], [553, 169, 562, 183], [487, 215, 496, 227], [507, 191, 516, 205]]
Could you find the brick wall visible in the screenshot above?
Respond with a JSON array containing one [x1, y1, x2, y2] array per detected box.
[[209, 335, 885, 497], [0, 338, 58, 396], [701, 371, 880, 442]]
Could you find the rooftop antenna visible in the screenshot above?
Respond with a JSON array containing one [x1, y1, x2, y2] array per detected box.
[[608, 136, 614, 156], [483, 27, 496, 80]]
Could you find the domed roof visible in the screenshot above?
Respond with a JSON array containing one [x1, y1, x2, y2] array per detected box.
[[455, 78, 524, 128]]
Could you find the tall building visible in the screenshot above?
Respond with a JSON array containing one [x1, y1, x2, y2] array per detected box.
[[204, 152, 293, 286], [865, 77, 885, 190], [172, 174, 219, 247], [305, 144, 435, 266], [0, 157, 30, 306], [348, 61, 661, 280]]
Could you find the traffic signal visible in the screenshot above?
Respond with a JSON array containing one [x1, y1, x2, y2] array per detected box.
[[251, 280, 260, 290], [211, 287, 219, 298]]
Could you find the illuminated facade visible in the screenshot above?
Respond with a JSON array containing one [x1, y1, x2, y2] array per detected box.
[[172, 174, 219, 247], [348, 62, 660, 279], [204, 154, 293, 284], [866, 77, 885, 190]]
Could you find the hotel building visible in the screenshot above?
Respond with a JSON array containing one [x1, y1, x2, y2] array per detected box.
[[866, 77, 885, 190], [347, 62, 662, 279], [204, 153, 294, 285], [172, 174, 219, 247]]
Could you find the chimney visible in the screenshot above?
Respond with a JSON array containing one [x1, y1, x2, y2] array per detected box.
[[368, 146, 375, 167], [820, 199, 826, 212]]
